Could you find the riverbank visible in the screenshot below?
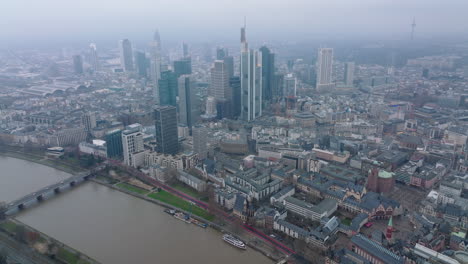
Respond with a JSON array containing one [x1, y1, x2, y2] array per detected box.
[[93, 178, 283, 262], [0, 149, 283, 262]]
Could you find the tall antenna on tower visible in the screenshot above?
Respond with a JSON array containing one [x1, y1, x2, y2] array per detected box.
[[411, 17, 416, 40]]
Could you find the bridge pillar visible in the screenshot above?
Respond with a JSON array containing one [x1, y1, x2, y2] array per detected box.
[[54, 188, 60, 194], [18, 204, 24, 210], [36, 195, 43, 202]]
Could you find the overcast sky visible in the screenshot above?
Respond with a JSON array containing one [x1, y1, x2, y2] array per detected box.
[[1, 0, 468, 46]]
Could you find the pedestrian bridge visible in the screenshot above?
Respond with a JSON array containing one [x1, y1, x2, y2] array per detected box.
[[4, 165, 105, 216]]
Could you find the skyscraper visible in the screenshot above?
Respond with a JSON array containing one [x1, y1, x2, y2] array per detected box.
[[158, 70, 177, 106], [316, 48, 333, 91], [192, 125, 208, 160], [230, 76, 241, 118], [284, 74, 297, 97], [216, 47, 228, 60], [210, 60, 231, 101], [119, 39, 134, 72], [105, 129, 123, 159], [182, 42, 189, 58], [205, 96, 217, 118], [273, 73, 284, 99], [224, 56, 234, 78], [81, 112, 97, 132], [344, 62, 355, 87], [72, 55, 84, 74], [135, 51, 149, 78], [122, 124, 144, 167], [89, 43, 99, 72], [174, 58, 192, 79], [150, 30, 162, 101], [240, 26, 262, 121], [260, 46, 275, 102], [154, 105, 179, 155], [178, 75, 198, 133]]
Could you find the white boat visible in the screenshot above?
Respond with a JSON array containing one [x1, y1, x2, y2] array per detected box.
[[222, 234, 246, 250]]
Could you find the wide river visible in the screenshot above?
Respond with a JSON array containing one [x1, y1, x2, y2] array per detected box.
[[0, 156, 272, 264]]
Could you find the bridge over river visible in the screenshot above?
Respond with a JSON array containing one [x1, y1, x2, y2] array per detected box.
[[3, 165, 105, 216]]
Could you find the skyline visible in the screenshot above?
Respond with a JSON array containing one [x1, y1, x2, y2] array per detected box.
[[2, 0, 468, 47]]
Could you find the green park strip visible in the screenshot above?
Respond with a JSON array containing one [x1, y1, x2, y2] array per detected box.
[[57, 248, 90, 264], [147, 191, 214, 221], [172, 183, 203, 199], [116, 182, 150, 195]]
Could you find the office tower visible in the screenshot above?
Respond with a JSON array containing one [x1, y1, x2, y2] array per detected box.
[[81, 112, 97, 132], [205, 96, 217, 117], [273, 73, 284, 99], [223, 56, 234, 78], [210, 60, 231, 102], [89, 43, 99, 71], [178, 75, 198, 133], [150, 30, 162, 100], [316, 48, 333, 91], [119, 39, 134, 72], [192, 125, 208, 160], [174, 58, 192, 79], [284, 74, 297, 97], [216, 47, 228, 60], [122, 124, 144, 167], [422, 68, 429, 78], [230, 77, 241, 118], [105, 129, 123, 158], [216, 100, 231, 119], [240, 26, 262, 121], [182, 42, 189, 58], [344, 62, 355, 86], [72, 55, 84, 74], [260, 46, 275, 102], [157, 70, 177, 106], [135, 51, 148, 78], [154, 105, 179, 155]]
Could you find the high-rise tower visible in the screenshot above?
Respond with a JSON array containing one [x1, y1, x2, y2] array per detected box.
[[411, 17, 416, 40], [154, 105, 179, 155], [260, 46, 275, 102], [178, 75, 198, 133], [72, 55, 84, 74], [316, 48, 333, 92], [119, 39, 134, 72], [150, 30, 162, 101], [240, 25, 262, 121], [344, 62, 355, 87], [89, 43, 99, 72]]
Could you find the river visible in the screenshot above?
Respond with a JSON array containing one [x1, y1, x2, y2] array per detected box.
[[1, 156, 272, 264]]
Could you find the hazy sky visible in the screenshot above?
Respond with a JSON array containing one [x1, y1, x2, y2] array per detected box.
[[2, 0, 468, 46]]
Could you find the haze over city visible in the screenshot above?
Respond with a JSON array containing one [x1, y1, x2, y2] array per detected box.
[[0, 1, 468, 264]]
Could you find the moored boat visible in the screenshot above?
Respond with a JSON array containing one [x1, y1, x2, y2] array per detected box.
[[222, 234, 246, 250], [174, 212, 191, 223]]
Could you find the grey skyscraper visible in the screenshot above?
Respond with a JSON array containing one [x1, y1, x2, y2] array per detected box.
[[174, 58, 192, 79], [344, 62, 355, 86], [210, 60, 231, 101], [260, 46, 275, 102], [158, 70, 177, 106], [89, 43, 99, 72], [119, 39, 134, 72], [72, 55, 84, 74], [150, 30, 162, 100], [273, 73, 284, 99], [316, 48, 333, 91], [224, 56, 234, 78], [122, 124, 144, 167], [216, 47, 228, 60], [154, 105, 179, 155], [178, 75, 198, 133], [240, 26, 262, 121], [135, 51, 148, 78], [230, 76, 241, 118], [192, 125, 208, 160], [81, 112, 96, 132], [284, 74, 297, 97], [182, 42, 189, 58]]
